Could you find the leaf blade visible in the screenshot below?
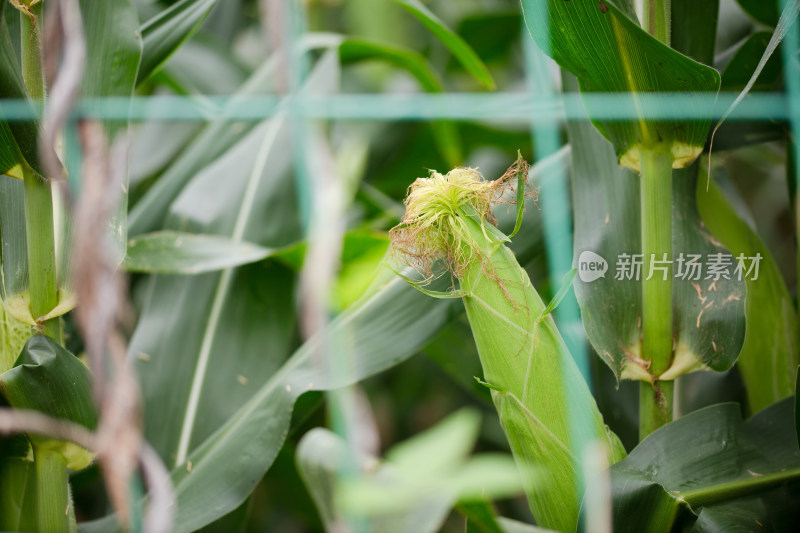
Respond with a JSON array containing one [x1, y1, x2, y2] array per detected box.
[[394, 0, 495, 90], [123, 231, 274, 274], [0, 3, 43, 176], [0, 336, 97, 470], [521, 0, 721, 170], [339, 37, 462, 165], [137, 0, 217, 84], [696, 176, 799, 412], [603, 399, 800, 532]]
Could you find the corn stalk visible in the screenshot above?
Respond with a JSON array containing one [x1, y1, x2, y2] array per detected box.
[[17, 0, 61, 343], [638, 148, 674, 438], [638, 0, 675, 439], [14, 1, 70, 530]]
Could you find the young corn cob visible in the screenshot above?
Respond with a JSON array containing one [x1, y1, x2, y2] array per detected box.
[[391, 161, 626, 532]]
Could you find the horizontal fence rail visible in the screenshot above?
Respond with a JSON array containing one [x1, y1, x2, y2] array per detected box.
[[0, 92, 791, 122]]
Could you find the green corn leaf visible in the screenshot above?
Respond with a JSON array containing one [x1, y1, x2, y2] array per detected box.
[[520, 0, 721, 171], [696, 175, 799, 413], [0, 183, 31, 369], [297, 427, 454, 533], [721, 32, 784, 91], [0, 401, 34, 533], [0, 294, 29, 374], [0, 457, 37, 532], [128, 50, 288, 235], [297, 410, 524, 533], [671, 0, 718, 66], [539, 268, 577, 320], [80, 0, 143, 106], [339, 37, 462, 166], [77, 54, 331, 532], [153, 38, 249, 96], [0, 122, 23, 179], [0, 336, 97, 471], [137, 0, 217, 84], [567, 82, 745, 382], [393, 0, 496, 90], [601, 399, 800, 532], [455, 12, 523, 65], [0, 2, 43, 178], [123, 231, 275, 274], [387, 409, 480, 473], [296, 429, 350, 532], [735, 0, 781, 26], [340, 38, 441, 91], [459, 500, 504, 533], [128, 52, 339, 469], [128, 121, 202, 189], [131, 118, 303, 465], [0, 177, 34, 326]]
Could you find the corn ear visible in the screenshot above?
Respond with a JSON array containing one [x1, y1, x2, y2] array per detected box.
[[392, 166, 625, 532]]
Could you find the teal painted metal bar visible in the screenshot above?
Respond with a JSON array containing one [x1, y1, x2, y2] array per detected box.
[[0, 92, 790, 121]]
